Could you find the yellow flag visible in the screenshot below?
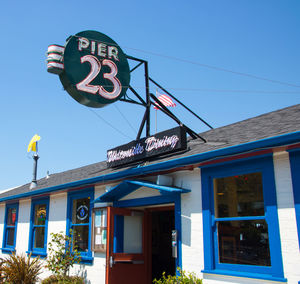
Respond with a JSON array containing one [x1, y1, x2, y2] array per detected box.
[[27, 134, 41, 152]]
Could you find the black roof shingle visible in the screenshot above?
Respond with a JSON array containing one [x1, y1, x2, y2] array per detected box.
[[1, 104, 299, 199]]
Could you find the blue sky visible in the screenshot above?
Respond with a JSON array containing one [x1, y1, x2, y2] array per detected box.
[[0, 0, 299, 190]]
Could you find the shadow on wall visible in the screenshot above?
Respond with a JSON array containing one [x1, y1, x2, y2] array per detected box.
[[78, 264, 90, 284], [177, 172, 203, 247]]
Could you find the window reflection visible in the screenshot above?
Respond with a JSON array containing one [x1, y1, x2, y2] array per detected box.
[[34, 227, 45, 249], [218, 220, 271, 266], [34, 204, 46, 225], [73, 226, 89, 252], [7, 208, 17, 226], [214, 173, 264, 218]]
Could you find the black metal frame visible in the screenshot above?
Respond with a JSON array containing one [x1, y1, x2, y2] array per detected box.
[[120, 55, 212, 142]]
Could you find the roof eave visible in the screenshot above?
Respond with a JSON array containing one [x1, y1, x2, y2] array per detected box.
[[1, 130, 300, 203]]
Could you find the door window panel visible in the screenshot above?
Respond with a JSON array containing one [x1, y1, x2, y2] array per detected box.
[[123, 215, 143, 253], [113, 212, 143, 254]]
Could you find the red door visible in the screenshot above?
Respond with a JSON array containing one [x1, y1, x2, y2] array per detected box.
[[106, 207, 149, 284]]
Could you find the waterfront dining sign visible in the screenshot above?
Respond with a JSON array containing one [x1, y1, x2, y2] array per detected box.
[[47, 30, 130, 108], [107, 127, 187, 167]]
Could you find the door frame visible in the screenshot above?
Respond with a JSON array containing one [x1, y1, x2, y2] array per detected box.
[[112, 193, 182, 275]]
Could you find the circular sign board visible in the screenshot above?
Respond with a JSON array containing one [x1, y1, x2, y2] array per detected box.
[[60, 30, 130, 108]]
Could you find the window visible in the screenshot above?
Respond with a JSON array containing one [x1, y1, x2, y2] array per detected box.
[[201, 157, 285, 282], [2, 203, 19, 253], [67, 188, 94, 262], [28, 197, 49, 257]]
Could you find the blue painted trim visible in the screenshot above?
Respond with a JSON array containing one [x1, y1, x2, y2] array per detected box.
[[202, 269, 287, 282], [1, 131, 300, 203], [26, 250, 47, 258], [114, 194, 178, 208], [2, 203, 19, 251], [113, 215, 124, 253], [28, 197, 49, 257], [174, 194, 182, 271], [201, 156, 285, 279], [1, 247, 15, 254], [66, 187, 94, 261], [289, 151, 300, 247], [214, 216, 265, 223], [94, 180, 190, 203], [128, 180, 190, 193]]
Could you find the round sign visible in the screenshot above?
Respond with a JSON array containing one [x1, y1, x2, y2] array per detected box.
[[76, 205, 89, 221], [60, 30, 130, 108]]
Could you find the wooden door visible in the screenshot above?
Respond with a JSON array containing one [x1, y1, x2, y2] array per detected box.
[[106, 207, 149, 284]]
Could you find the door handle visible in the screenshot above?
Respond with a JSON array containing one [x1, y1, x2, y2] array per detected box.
[[109, 256, 114, 268]]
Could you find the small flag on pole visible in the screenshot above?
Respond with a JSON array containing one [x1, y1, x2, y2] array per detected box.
[[27, 134, 41, 153], [153, 93, 176, 109]]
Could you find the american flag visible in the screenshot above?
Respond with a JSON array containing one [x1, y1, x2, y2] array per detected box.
[[153, 93, 176, 109]]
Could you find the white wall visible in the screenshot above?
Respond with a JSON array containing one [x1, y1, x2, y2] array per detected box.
[[175, 168, 205, 279], [273, 151, 300, 284], [0, 203, 5, 248], [15, 199, 30, 253]]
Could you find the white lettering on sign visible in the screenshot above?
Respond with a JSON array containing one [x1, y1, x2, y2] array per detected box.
[[76, 55, 121, 99], [107, 135, 180, 164], [145, 135, 179, 152], [78, 37, 119, 61], [78, 37, 90, 51], [107, 143, 144, 163]]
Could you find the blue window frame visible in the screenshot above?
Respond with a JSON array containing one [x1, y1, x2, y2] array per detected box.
[[67, 188, 94, 263], [28, 197, 49, 257], [201, 156, 286, 282], [289, 149, 300, 247], [2, 203, 19, 253]]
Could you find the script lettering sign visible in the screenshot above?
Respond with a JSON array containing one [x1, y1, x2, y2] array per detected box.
[[107, 127, 187, 168]]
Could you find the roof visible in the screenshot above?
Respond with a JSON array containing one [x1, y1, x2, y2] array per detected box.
[[1, 104, 300, 200]]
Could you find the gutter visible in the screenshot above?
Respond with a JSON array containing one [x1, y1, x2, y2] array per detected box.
[[1, 130, 300, 203]]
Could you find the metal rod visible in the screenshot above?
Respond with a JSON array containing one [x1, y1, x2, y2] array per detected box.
[[136, 110, 148, 140], [144, 61, 150, 137], [128, 86, 147, 105], [130, 62, 143, 73], [119, 98, 144, 106], [126, 55, 146, 63], [149, 77, 214, 129]]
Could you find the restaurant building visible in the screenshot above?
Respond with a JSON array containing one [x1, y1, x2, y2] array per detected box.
[[0, 104, 299, 284]]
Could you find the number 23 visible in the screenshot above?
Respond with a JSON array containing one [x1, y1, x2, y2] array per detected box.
[[76, 55, 121, 100]]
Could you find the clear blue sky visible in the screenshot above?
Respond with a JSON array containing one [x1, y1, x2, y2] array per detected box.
[[0, 0, 299, 190]]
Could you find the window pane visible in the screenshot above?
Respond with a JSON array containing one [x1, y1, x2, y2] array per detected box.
[[6, 228, 15, 246], [123, 215, 143, 253], [73, 225, 89, 252], [214, 173, 264, 218], [72, 198, 90, 224], [218, 220, 271, 266], [34, 204, 46, 225], [34, 227, 45, 249], [7, 208, 17, 226]]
